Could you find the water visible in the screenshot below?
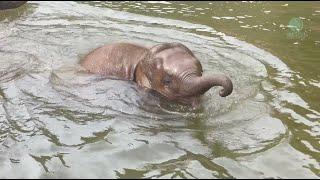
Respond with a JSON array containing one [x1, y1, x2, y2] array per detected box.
[[0, 1, 319, 178]]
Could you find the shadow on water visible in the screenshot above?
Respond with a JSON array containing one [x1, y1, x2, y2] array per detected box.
[[0, 1, 33, 22]]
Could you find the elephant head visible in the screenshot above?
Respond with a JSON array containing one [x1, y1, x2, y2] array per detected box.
[[138, 43, 233, 106]]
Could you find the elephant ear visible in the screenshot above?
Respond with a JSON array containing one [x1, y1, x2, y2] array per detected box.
[[151, 57, 163, 71], [140, 45, 165, 83], [146, 57, 164, 87]]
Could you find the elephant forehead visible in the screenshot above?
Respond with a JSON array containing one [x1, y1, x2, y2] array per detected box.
[[157, 48, 201, 73], [157, 47, 191, 60], [163, 60, 196, 73], [162, 54, 201, 75]]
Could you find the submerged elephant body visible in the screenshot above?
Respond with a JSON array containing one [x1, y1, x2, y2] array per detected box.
[[81, 42, 233, 106], [81, 43, 147, 81]]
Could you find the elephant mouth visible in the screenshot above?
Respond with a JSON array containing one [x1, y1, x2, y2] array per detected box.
[[177, 96, 201, 107], [154, 89, 202, 107], [164, 93, 202, 107]]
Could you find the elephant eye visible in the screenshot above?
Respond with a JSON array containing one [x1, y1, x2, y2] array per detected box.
[[163, 74, 172, 86]]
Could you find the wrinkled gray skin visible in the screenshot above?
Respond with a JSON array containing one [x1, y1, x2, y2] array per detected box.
[[0, 1, 27, 10], [81, 42, 233, 106]]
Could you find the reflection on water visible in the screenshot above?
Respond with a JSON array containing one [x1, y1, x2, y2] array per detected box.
[[0, 1, 319, 178]]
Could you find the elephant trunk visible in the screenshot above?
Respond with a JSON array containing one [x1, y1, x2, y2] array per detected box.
[[185, 74, 233, 97]]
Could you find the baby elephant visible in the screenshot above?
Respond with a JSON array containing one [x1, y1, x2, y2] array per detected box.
[[81, 42, 233, 106]]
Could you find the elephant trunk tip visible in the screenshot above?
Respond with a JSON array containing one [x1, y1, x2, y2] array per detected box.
[[218, 75, 233, 97]]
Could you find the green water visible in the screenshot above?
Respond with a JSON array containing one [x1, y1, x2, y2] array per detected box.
[[0, 1, 319, 178], [92, 1, 320, 110], [82, 0, 320, 175]]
